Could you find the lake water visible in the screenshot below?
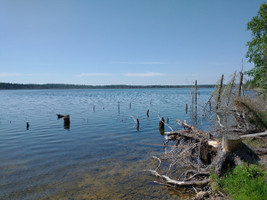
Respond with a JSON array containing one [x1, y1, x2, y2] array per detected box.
[[0, 88, 212, 199]]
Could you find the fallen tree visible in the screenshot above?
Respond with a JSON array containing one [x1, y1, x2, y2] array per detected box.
[[146, 73, 266, 199], [145, 119, 261, 199]]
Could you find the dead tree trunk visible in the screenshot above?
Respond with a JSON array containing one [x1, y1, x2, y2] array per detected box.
[[227, 71, 236, 106], [216, 74, 224, 110], [222, 133, 241, 152], [238, 72, 243, 97], [194, 80, 198, 127]]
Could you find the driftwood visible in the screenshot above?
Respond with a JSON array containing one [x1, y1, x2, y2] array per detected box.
[[240, 131, 267, 138], [146, 120, 260, 198], [146, 170, 210, 187]]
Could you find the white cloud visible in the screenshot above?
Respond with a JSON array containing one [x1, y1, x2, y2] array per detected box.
[[77, 73, 113, 77], [124, 72, 167, 77]]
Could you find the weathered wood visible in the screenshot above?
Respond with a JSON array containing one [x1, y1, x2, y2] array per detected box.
[[200, 140, 217, 165], [165, 130, 201, 141], [227, 71, 236, 106], [194, 80, 198, 127], [26, 121, 29, 129], [56, 114, 65, 119], [237, 72, 243, 97], [146, 170, 210, 187], [136, 118, 140, 130], [222, 133, 241, 152], [147, 109, 149, 117], [216, 74, 224, 110], [240, 131, 267, 138], [63, 115, 70, 130], [159, 117, 165, 130]]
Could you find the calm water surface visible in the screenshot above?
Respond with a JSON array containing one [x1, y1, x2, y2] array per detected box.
[[0, 88, 212, 199]]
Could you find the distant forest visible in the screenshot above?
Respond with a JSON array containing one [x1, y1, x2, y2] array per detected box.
[[0, 82, 215, 90]]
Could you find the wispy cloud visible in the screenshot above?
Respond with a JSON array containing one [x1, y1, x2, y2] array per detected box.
[[124, 72, 167, 77], [0, 73, 21, 77], [114, 61, 169, 65], [77, 73, 113, 77], [0, 73, 54, 77]]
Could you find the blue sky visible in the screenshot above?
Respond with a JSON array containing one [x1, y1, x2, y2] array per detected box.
[[0, 0, 265, 85]]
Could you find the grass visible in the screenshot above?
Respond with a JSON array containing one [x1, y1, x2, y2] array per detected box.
[[211, 164, 267, 200], [243, 138, 266, 148], [259, 111, 267, 127]]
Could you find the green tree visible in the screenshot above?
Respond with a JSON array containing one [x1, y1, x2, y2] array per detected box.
[[246, 3, 267, 92]]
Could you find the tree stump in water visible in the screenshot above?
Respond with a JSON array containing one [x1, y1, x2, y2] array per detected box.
[[63, 115, 70, 129], [159, 117, 164, 130], [222, 133, 241, 152]]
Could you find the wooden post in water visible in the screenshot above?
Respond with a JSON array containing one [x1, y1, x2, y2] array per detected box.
[[146, 109, 149, 117], [159, 117, 165, 130], [63, 115, 70, 130], [194, 80, 197, 127], [191, 86, 195, 122], [185, 104, 188, 114], [136, 118, 140, 131], [237, 72, 243, 97], [216, 74, 224, 110], [26, 121, 29, 130], [118, 102, 120, 113]]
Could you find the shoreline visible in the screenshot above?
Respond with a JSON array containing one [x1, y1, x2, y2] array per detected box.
[[0, 82, 215, 90]]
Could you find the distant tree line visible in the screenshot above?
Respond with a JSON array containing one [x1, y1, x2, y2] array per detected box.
[[0, 82, 215, 90]]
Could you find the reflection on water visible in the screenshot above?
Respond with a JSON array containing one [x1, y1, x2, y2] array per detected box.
[[0, 88, 212, 199]]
